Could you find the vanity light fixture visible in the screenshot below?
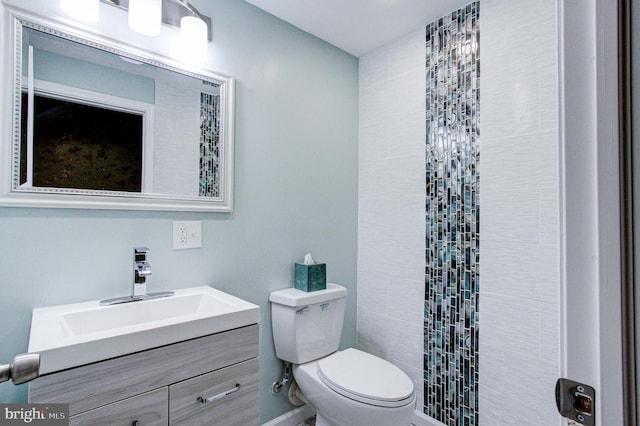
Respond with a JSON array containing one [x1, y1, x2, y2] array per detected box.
[[128, 0, 162, 36], [60, 0, 211, 53], [176, 0, 211, 55], [60, 0, 100, 22], [79, 0, 213, 48], [180, 14, 208, 55]]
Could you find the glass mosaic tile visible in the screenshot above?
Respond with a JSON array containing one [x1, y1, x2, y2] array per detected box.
[[424, 2, 479, 425], [199, 92, 221, 197]]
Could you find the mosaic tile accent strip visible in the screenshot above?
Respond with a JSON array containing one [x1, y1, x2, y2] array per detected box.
[[424, 2, 480, 425], [199, 92, 221, 197]]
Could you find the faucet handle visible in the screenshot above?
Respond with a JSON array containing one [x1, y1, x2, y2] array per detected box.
[[135, 262, 152, 276]]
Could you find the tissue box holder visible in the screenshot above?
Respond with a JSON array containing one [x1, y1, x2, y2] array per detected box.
[[295, 263, 326, 292]]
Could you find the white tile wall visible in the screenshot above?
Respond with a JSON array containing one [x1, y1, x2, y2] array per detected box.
[[153, 69, 207, 195], [480, 0, 561, 425], [358, 0, 562, 423], [357, 27, 426, 410]]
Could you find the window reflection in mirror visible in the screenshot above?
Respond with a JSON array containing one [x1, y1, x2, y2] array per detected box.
[[20, 93, 144, 192]]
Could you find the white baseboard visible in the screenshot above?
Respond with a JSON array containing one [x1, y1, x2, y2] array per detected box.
[[262, 406, 315, 426], [412, 410, 447, 426]]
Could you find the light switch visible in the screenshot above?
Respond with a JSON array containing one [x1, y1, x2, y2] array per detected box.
[[173, 221, 202, 249]]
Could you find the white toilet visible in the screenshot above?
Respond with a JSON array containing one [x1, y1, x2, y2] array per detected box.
[[269, 283, 416, 426]]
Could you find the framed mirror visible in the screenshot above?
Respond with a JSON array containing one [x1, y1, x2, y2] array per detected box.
[[1, 7, 235, 212]]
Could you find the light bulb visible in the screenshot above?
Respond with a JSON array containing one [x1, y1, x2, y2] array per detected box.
[[180, 16, 208, 57], [128, 0, 162, 37], [60, 0, 99, 22]]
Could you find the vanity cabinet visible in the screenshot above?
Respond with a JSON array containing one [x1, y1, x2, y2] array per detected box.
[[29, 325, 259, 426]]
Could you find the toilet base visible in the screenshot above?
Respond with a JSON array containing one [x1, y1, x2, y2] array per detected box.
[[293, 359, 415, 426]]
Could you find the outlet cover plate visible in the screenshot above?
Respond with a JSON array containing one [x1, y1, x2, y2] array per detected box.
[[173, 221, 202, 250]]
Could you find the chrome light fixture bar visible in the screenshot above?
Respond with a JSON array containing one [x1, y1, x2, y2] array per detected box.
[[102, 0, 212, 41]]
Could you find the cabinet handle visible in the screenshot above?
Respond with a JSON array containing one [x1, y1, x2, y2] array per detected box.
[[197, 383, 241, 404]]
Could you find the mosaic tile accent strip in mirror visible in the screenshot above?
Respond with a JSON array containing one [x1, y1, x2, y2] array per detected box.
[[424, 2, 479, 425], [199, 92, 221, 197]]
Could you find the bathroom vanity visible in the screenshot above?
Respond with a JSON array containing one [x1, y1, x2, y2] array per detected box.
[[30, 325, 258, 425], [27, 287, 260, 425]]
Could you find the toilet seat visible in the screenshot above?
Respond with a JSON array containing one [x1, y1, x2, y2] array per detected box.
[[317, 348, 414, 408]]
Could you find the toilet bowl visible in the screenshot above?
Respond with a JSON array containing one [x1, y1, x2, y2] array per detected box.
[[293, 348, 415, 426], [269, 283, 416, 426]]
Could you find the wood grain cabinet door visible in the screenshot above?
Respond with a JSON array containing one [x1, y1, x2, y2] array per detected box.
[[169, 358, 259, 426]]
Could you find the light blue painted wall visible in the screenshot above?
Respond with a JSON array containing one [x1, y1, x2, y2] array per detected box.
[[31, 48, 156, 103], [0, 1, 358, 423]]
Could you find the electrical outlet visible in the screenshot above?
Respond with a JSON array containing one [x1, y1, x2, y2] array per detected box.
[[173, 221, 202, 249]]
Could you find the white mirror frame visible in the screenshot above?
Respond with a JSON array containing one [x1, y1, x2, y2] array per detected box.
[[0, 5, 235, 212]]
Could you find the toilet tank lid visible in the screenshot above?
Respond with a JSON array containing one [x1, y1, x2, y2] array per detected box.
[[269, 283, 347, 307]]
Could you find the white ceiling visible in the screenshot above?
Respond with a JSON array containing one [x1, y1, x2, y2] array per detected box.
[[244, 0, 471, 57]]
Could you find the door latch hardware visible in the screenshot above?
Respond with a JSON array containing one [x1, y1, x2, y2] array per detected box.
[[555, 378, 595, 425]]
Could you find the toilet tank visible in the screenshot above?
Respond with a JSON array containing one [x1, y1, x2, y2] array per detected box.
[[269, 283, 347, 364]]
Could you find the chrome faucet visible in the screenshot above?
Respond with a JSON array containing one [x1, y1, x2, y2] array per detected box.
[[99, 247, 174, 306], [133, 246, 152, 297]]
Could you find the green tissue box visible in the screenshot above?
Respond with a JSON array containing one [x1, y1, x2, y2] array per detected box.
[[295, 263, 326, 292]]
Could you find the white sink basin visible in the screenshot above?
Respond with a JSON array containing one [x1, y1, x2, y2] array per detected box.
[[29, 286, 260, 374], [62, 293, 214, 336]]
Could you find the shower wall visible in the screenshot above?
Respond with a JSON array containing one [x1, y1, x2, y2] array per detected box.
[[479, 0, 561, 424], [358, 0, 562, 424], [357, 28, 426, 410]]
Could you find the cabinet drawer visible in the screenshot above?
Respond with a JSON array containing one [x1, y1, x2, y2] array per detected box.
[[70, 387, 168, 426], [169, 358, 259, 426]]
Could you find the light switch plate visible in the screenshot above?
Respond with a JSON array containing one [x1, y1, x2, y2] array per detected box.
[[173, 221, 202, 249]]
